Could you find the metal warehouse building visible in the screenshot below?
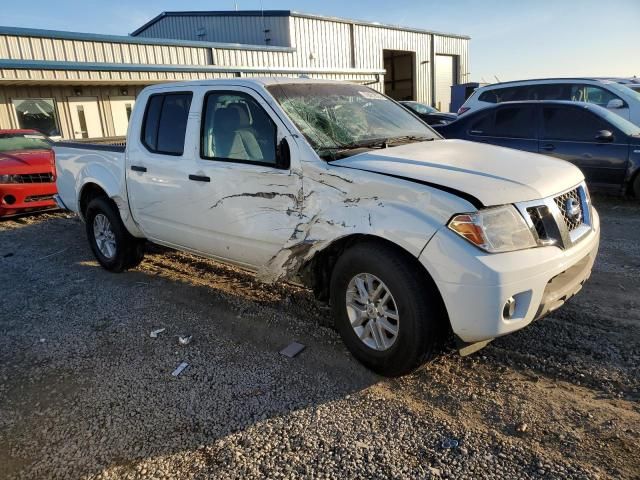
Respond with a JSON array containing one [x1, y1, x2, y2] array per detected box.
[[0, 10, 469, 140]]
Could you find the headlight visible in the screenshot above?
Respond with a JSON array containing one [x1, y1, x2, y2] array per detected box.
[[448, 205, 537, 253]]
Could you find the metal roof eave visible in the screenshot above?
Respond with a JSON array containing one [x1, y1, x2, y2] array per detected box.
[[130, 10, 293, 36], [0, 26, 295, 52], [130, 10, 470, 40], [0, 59, 385, 76]]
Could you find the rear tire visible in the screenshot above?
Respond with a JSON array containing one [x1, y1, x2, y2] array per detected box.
[[632, 174, 640, 199], [84, 197, 145, 272], [330, 241, 446, 376]]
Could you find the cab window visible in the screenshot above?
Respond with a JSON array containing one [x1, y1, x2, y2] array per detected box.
[[142, 93, 193, 156], [201, 91, 277, 166]]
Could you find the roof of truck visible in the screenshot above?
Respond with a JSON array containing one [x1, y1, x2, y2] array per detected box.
[[143, 77, 352, 91]]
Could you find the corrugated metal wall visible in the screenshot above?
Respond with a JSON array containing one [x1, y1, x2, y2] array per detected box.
[[288, 17, 352, 69], [134, 15, 291, 47], [0, 34, 209, 66]]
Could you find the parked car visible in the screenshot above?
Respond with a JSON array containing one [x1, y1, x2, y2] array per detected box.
[[434, 100, 640, 197], [53, 79, 599, 376], [0, 129, 57, 217], [399, 101, 457, 125], [457, 78, 640, 126]]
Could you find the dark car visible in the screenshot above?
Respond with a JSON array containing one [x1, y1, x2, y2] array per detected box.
[[434, 101, 640, 197], [399, 101, 457, 126]]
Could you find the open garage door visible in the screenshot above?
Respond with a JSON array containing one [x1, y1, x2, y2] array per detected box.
[[435, 55, 457, 112], [383, 50, 415, 101]]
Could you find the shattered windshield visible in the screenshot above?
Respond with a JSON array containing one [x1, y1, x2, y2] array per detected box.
[[267, 83, 439, 160]]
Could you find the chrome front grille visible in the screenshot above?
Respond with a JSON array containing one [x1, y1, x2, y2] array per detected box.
[[516, 182, 592, 250], [526, 206, 548, 240], [554, 188, 583, 231], [16, 173, 54, 183]]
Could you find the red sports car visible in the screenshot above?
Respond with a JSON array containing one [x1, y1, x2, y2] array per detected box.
[[0, 129, 57, 217]]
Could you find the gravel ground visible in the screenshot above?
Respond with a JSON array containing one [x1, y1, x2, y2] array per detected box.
[[0, 196, 638, 480]]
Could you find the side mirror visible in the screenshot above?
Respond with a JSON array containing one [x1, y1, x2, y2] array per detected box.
[[595, 130, 614, 142], [606, 98, 625, 109], [276, 137, 291, 169]]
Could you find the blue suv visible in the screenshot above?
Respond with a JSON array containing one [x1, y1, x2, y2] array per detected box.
[[434, 100, 640, 198]]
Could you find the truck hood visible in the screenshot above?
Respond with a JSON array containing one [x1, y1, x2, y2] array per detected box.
[[330, 139, 584, 206]]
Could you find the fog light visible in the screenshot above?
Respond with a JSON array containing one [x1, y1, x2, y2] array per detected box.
[[503, 297, 516, 319], [2, 194, 16, 205]]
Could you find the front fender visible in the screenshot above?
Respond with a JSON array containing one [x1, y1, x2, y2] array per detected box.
[[256, 165, 475, 283]]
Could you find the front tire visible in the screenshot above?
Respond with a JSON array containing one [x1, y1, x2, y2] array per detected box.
[[330, 241, 447, 376], [84, 197, 145, 272]]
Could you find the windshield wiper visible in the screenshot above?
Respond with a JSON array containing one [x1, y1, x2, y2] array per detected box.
[[320, 135, 435, 161], [385, 135, 435, 146]]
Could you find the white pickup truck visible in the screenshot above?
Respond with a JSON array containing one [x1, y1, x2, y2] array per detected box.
[[54, 78, 600, 376]]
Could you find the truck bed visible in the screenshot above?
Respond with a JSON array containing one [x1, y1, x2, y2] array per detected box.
[[55, 136, 126, 153], [53, 137, 127, 214]]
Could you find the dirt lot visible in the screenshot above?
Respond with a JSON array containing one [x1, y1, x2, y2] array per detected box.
[[0, 196, 638, 480]]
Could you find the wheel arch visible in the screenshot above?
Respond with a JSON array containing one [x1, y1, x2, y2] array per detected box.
[[78, 182, 110, 220], [299, 233, 451, 333]]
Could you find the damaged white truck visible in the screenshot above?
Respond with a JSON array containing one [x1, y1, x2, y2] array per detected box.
[[54, 79, 600, 376]]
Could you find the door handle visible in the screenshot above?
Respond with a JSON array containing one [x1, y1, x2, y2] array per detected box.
[[189, 174, 210, 182], [131, 165, 147, 172], [541, 144, 556, 151]]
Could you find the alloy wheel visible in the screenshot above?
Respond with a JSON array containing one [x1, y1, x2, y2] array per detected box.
[[345, 273, 400, 351], [93, 213, 117, 259]]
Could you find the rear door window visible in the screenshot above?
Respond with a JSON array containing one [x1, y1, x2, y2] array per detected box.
[[142, 93, 193, 155], [492, 106, 536, 138], [479, 86, 529, 103], [529, 84, 571, 101], [542, 106, 609, 141], [468, 111, 494, 135], [469, 106, 535, 138]]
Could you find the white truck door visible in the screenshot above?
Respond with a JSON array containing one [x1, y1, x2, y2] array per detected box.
[[178, 86, 303, 269], [126, 91, 199, 247]]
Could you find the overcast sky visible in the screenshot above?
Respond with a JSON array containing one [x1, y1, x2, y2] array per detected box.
[[2, 0, 638, 81]]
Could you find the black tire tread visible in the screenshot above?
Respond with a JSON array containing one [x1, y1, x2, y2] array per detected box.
[[330, 240, 447, 377], [84, 196, 145, 272]]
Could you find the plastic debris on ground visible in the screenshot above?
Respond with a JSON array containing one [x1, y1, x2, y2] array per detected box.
[[441, 438, 459, 449], [150, 328, 166, 338], [171, 362, 189, 377], [279, 342, 306, 358], [178, 335, 192, 345]]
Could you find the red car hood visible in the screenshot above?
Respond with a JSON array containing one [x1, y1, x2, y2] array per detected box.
[[0, 149, 55, 174]]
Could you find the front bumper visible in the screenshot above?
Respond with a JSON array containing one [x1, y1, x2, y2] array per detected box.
[[0, 183, 57, 217], [420, 208, 600, 343]]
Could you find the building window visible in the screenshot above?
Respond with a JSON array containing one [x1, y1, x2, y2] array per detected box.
[[12, 98, 61, 137]]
